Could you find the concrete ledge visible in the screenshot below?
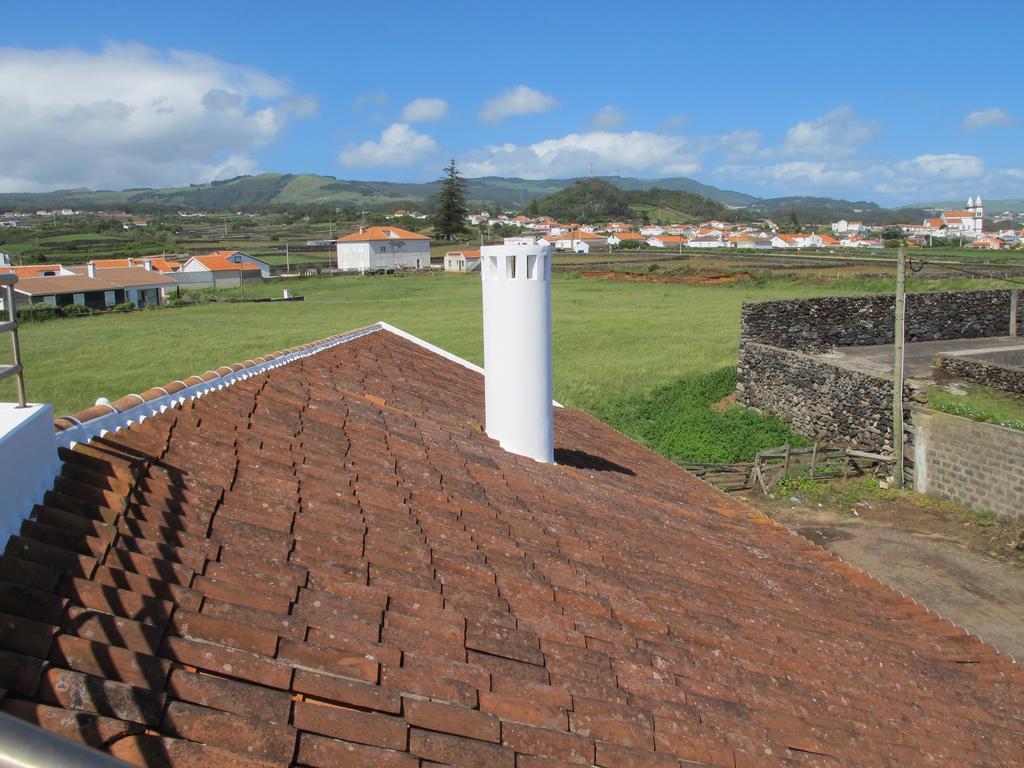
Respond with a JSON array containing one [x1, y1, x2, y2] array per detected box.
[[0, 403, 60, 543]]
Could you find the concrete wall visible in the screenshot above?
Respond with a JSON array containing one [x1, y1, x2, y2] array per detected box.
[[0, 403, 61, 545], [741, 289, 1021, 352], [936, 354, 1024, 396], [914, 408, 1024, 523], [737, 342, 914, 450]]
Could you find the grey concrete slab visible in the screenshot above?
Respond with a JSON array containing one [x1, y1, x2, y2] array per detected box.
[[815, 336, 1024, 383]]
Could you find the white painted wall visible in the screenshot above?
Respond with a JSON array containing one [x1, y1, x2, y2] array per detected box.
[[337, 240, 430, 272], [0, 403, 61, 546], [480, 242, 554, 464]]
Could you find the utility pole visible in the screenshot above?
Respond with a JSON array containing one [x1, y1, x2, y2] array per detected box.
[[285, 242, 290, 272], [1011, 288, 1019, 337], [892, 246, 906, 489]]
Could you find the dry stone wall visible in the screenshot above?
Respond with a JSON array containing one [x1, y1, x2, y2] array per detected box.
[[741, 289, 1021, 352], [936, 354, 1024, 396], [736, 342, 916, 451], [914, 409, 1024, 523]]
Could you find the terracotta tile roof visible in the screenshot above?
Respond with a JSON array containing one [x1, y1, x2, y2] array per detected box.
[[445, 250, 481, 259], [13, 274, 118, 296], [0, 264, 68, 278], [63, 266, 176, 287], [189, 252, 263, 272], [89, 258, 181, 273], [1, 328, 1022, 766], [337, 226, 430, 242]]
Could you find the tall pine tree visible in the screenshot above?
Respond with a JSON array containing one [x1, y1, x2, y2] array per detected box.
[[432, 159, 469, 239]]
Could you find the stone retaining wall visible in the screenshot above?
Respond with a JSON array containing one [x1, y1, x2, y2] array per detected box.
[[914, 408, 1024, 523], [741, 289, 1020, 352], [936, 355, 1024, 396], [736, 342, 916, 451]]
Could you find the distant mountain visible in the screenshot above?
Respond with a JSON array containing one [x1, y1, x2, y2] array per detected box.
[[911, 199, 1024, 214], [0, 172, 925, 224], [747, 196, 929, 225]]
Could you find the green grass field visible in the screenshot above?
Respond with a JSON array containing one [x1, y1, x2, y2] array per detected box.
[[928, 383, 1024, 430], [1, 272, 1002, 461]]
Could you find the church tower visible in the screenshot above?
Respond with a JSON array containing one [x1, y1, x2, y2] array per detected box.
[[973, 195, 984, 234]]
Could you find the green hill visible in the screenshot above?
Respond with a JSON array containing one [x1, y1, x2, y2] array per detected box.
[[526, 179, 738, 223], [0, 172, 934, 224]]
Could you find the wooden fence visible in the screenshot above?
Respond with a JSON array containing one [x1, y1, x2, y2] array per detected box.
[[678, 442, 912, 494]]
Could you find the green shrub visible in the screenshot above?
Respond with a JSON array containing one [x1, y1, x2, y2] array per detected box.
[[596, 367, 808, 463], [110, 302, 136, 313], [62, 303, 94, 317], [17, 302, 61, 323]]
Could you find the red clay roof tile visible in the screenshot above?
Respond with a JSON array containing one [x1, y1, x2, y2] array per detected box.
[[0, 327, 1021, 766]]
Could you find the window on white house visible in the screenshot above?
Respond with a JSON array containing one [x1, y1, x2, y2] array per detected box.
[[104, 291, 116, 307]]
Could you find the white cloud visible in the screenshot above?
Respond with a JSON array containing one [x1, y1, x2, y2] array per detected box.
[[662, 115, 688, 132], [587, 105, 627, 131], [781, 106, 881, 158], [338, 123, 438, 167], [0, 43, 315, 191], [399, 97, 448, 123], [460, 131, 699, 178], [962, 107, 1012, 131], [478, 85, 557, 123], [895, 153, 985, 180], [717, 161, 867, 188], [352, 91, 387, 109], [715, 129, 761, 158]]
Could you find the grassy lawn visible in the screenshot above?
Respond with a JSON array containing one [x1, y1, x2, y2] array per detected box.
[[1, 271, 997, 461], [928, 383, 1024, 430]]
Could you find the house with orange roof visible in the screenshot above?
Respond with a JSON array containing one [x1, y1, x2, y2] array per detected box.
[[647, 234, 690, 248], [771, 233, 837, 249], [0, 264, 74, 279], [11, 265, 174, 310], [179, 250, 270, 289], [87, 257, 181, 274], [607, 232, 645, 246], [968, 235, 1008, 251], [443, 249, 481, 273], [336, 226, 431, 273], [553, 231, 606, 253]]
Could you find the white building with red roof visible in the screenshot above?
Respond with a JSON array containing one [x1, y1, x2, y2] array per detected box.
[[336, 226, 430, 273]]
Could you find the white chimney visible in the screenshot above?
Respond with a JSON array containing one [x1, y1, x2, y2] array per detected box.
[[480, 242, 553, 463], [86, 262, 96, 278], [142, 259, 153, 271]]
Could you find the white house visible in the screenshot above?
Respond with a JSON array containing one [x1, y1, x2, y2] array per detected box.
[[831, 220, 867, 236], [554, 232, 605, 253], [336, 226, 431, 273], [647, 235, 688, 248], [444, 249, 481, 272], [840, 236, 883, 249], [607, 233, 646, 246], [0, 252, 9, 266], [639, 225, 665, 236], [179, 250, 270, 289], [685, 233, 729, 248]]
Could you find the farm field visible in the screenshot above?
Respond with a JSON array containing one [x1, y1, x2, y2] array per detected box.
[[4, 271, 1005, 462]]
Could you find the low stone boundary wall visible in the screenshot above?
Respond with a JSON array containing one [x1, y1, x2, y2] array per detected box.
[[741, 289, 1020, 352], [936, 354, 1024, 396], [737, 342, 914, 451], [914, 408, 1024, 523]]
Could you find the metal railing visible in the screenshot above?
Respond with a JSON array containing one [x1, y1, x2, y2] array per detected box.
[[0, 273, 27, 407], [0, 710, 132, 767]]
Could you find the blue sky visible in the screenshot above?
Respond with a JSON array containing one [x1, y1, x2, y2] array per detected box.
[[2, 0, 1021, 205]]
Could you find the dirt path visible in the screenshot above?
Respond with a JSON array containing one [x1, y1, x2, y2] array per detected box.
[[745, 488, 1024, 660]]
